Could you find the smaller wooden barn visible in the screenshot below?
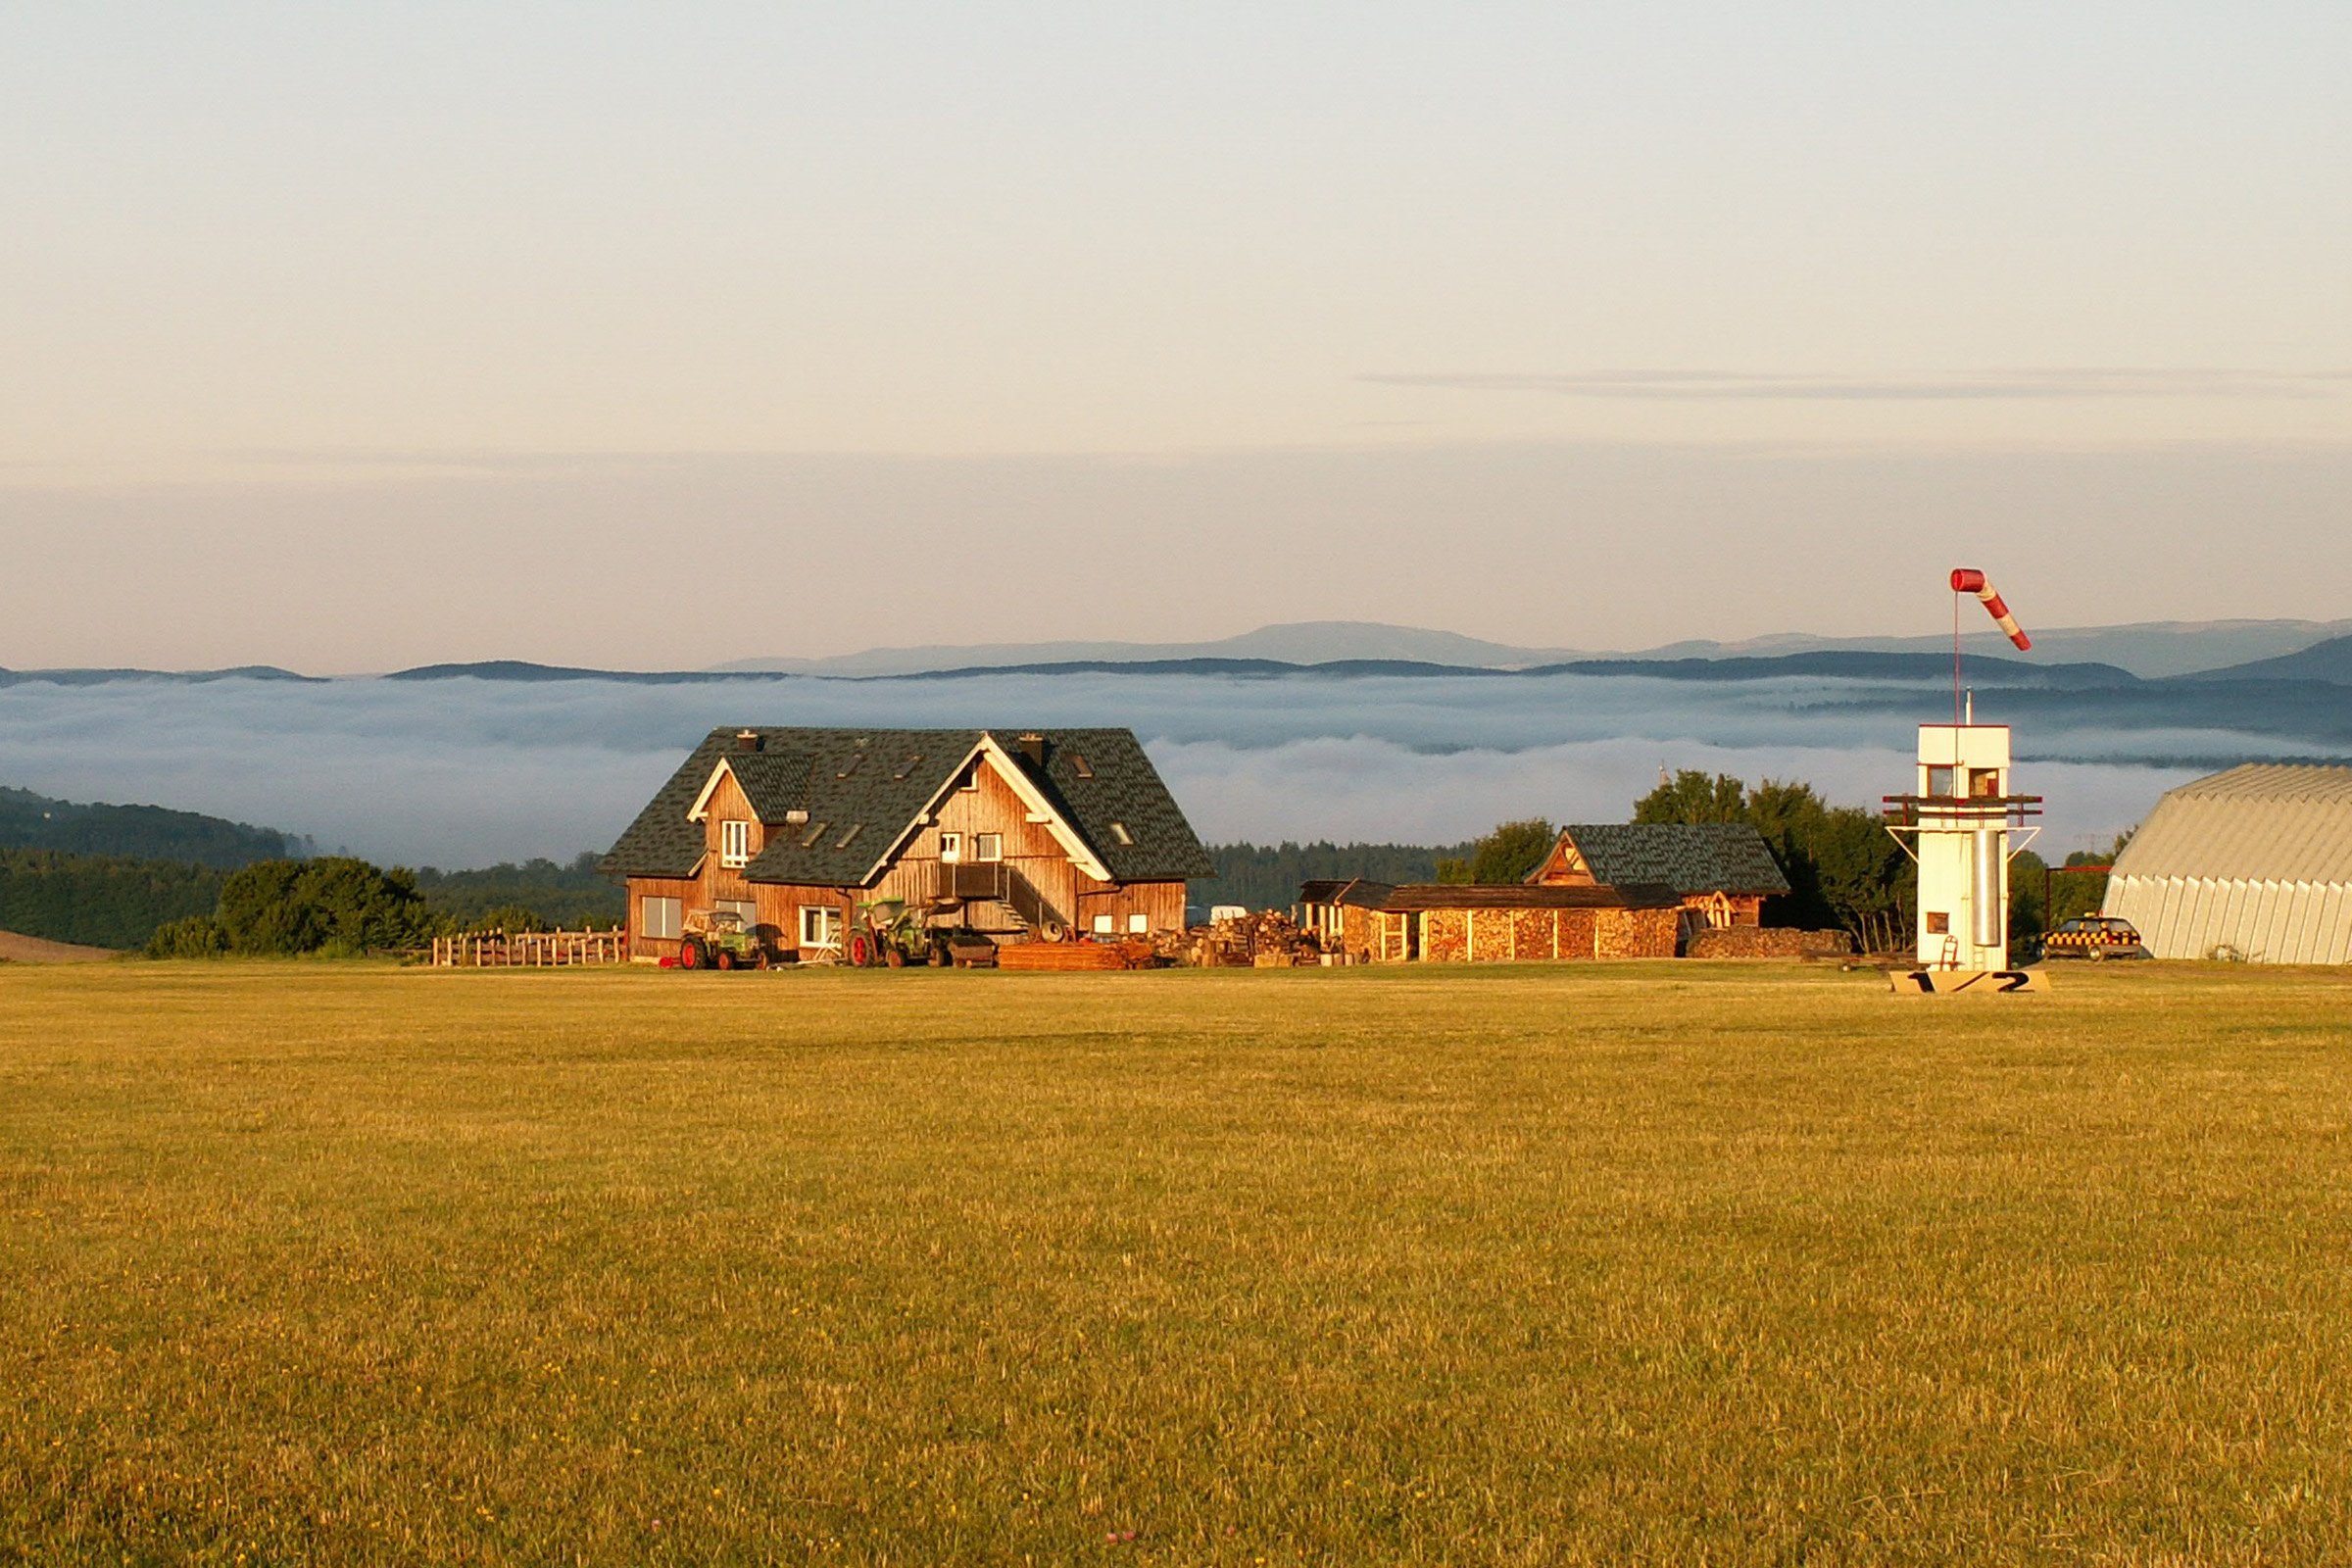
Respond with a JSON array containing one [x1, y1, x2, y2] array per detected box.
[[1528, 823, 1789, 943], [1299, 881, 1681, 964]]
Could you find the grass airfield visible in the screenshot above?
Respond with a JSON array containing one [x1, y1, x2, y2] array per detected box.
[[3, 959, 2349, 1566]]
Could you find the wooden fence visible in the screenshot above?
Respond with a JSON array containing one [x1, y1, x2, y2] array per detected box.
[[429, 928, 629, 968]]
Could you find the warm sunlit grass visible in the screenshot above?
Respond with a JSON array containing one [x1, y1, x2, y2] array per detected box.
[[3, 958, 2349, 1565]]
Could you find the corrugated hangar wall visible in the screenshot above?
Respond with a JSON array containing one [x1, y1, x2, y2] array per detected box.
[[2101, 763, 2352, 964], [2107, 875, 2352, 963]]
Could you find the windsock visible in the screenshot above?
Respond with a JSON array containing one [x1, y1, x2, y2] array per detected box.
[[1949, 568, 2031, 651]]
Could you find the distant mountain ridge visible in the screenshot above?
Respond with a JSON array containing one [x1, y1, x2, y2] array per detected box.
[[710, 615, 2352, 681], [12, 615, 2351, 687], [2176, 633, 2352, 685]]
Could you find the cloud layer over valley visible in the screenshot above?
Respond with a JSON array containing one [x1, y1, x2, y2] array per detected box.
[[1, 667, 2302, 868]]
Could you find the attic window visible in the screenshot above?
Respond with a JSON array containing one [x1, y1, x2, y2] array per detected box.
[[959, 767, 979, 792], [1069, 754, 1094, 779], [800, 820, 828, 849], [893, 753, 923, 780], [1107, 821, 1135, 846], [835, 822, 864, 851]]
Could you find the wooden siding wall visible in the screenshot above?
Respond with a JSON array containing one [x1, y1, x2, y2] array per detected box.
[[627, 875, 700, 961], [630, 752, 1183, 958], [869, 756, 1185, 939]]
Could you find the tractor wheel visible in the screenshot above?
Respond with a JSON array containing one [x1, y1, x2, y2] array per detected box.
[[754, 947, 771, 970], [849, 931, 873, 967], [715, 947, 737, 971], [678, 938, 704, 970]]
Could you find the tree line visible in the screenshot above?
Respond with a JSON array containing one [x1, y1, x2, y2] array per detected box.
[[0, 844, 629, 956], [0, 784, 308, 868]]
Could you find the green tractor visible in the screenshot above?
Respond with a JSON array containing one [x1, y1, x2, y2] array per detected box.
[[676, 908, 770, 971]]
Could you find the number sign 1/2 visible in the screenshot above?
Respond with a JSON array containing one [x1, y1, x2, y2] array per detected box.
[[1888, 968, 2050, 997]]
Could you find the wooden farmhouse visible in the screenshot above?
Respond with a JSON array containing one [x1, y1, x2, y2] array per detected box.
[[601, 727, 1212, 963], [1527, 823, 1789, 945], [1299, 879, 1682, 963]]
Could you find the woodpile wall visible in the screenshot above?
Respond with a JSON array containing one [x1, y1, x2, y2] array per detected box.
[[1395, 904, 1676, 962], [1687, 926, 1855, 959], [1595, 907, 1679, 959]]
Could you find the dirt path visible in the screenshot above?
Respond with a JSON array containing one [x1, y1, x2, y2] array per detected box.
[[0, 929, 121, 963]]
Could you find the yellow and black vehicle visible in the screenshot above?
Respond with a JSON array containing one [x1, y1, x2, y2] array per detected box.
[[2037, 915, 2150, 962]]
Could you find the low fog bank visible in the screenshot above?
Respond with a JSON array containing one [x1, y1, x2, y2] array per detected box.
[[0, 671, 2260, 865]]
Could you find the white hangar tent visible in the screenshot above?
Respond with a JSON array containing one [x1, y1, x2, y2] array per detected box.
[[2104, 763, 2352, 963]]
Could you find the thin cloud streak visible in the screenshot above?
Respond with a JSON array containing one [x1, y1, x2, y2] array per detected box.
[[1363, 368, 2351, 402]]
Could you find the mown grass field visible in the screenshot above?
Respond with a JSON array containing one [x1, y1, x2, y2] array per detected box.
[[3, 959, 2350, 1566]]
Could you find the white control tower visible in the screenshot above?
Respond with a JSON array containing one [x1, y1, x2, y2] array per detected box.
[[1885, 723, 2041, 970]]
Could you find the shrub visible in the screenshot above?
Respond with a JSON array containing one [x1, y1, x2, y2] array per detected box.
[[146, 914, 230, 958]]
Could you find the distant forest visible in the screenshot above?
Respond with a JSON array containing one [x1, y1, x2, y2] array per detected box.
[[1188, 841, 1475, 912], [411, 855, 626, 928], [0, 849, 226, 950], [0, 785, 308, 867]]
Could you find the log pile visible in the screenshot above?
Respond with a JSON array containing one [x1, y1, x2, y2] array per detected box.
[[1184, 909, 1320, 968], [997, 938, 1159, 972], [1687, 927, 1856, 960]]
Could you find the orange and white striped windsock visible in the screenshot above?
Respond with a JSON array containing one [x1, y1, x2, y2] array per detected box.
[[1949, 568, 2031, 651]]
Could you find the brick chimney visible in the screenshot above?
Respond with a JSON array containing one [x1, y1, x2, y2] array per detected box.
[[736, 729, 762, 752], [1016, 732, 1049, 767]]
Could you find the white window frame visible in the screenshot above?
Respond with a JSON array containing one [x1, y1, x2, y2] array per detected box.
[[1092, 913, 1115, 935], [799, 905, 843, 950], [973, 832, 1004, 863], [719, 818, 752, 868], [715, 898, 758, 926], [1128, 912, 1150, 935], [640, 896, 682, 941], [939, 832, 961, 864]]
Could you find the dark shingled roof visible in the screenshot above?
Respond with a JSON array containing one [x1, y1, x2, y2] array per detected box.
[[1374, 882, 1682, 912], [600, 727, 1212, 888], [1550, 823, 1790, 897], [1298, 878, 1398, 908]]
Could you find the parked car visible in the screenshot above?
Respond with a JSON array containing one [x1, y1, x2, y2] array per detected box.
[[2036, 915, 2150, 962]]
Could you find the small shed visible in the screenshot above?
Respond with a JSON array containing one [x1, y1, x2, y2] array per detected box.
[[1529, 823, 1790, 940], [1299, 881, 1681, 963], [2103, 763, 2352, 963]]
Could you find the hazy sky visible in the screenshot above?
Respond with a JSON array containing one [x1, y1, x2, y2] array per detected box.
[[4, 3, 2347, 668]]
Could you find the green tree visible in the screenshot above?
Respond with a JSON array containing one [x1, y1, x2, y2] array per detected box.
[[1634, 771, 1748, 824], [1437, 819, 1557, 885], [1471, 818, 1556, 884], [216, 858, 445, 956]]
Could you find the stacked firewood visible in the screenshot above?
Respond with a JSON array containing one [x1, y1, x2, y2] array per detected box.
[[1183, 909, 1320, 968]]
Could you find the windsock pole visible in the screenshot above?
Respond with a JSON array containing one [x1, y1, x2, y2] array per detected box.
[[1949, 567, 2031, 723], [1950, 568, 2032, 651]]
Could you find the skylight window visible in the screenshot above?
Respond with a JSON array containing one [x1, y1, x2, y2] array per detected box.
[[1107, 821, 1134, 845], [1069, 754, 1094, 779], [836, 751, 865, 780], [800, 820, 828, 848], [835, 823, 864, 851], [893, 753, 924, 780]]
